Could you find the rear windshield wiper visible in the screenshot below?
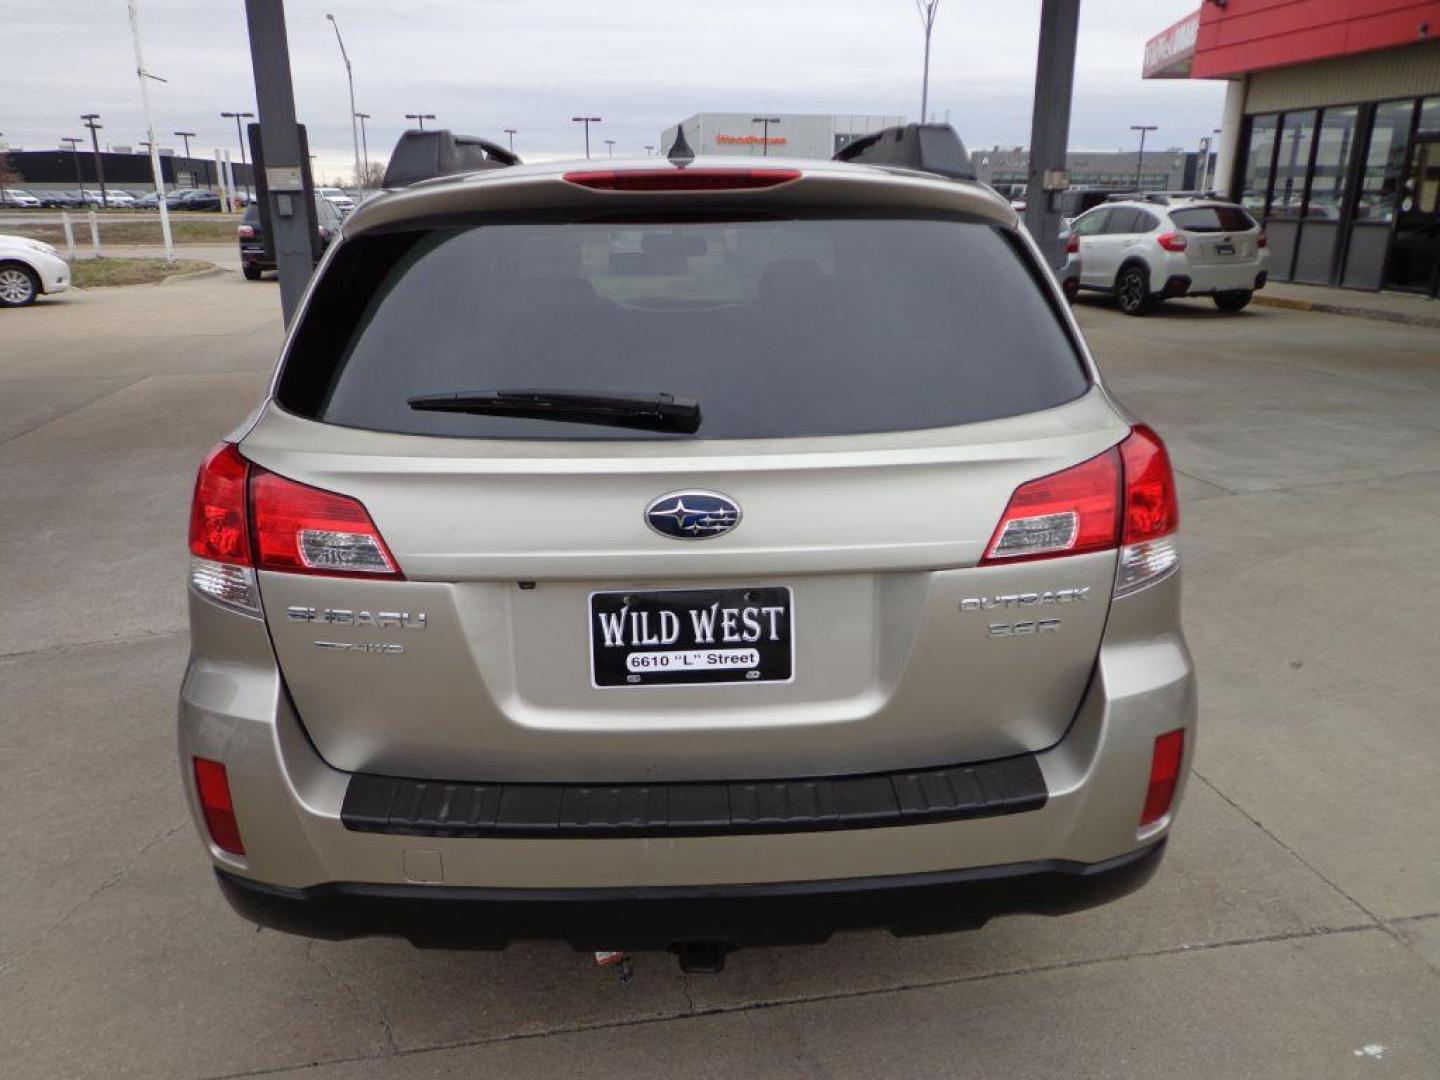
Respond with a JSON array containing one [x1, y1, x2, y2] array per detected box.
[[407, 388, 701, 434]]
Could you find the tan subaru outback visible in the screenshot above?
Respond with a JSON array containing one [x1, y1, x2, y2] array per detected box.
[[181, 126, 1194, 971]]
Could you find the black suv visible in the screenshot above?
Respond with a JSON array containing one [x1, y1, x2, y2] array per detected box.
[[237, 196, 343, 280]]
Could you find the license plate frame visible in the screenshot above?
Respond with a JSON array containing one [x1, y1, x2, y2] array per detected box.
[[589, 586, 795, 688], [1214, 242, 1237, 256]]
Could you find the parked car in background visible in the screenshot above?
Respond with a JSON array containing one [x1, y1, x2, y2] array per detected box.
[[1, 189, 43, 208], [167, 189, 222, 212], [0, 234, 69, 307], [185, 132, 1193, 968], [80, 189, 135, 208], [1069, 196, 1269, 314], [316, 186, 355, 214], [236, 195, 343, 279], [35, 191, 80, 208]]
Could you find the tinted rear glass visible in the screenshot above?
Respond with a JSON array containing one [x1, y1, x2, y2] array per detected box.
[[1170, 206, 1255, 232], [278, 216, 1088, 441]]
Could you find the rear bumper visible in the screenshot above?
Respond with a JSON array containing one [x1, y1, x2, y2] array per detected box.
[[216, 839, 1166, 951]]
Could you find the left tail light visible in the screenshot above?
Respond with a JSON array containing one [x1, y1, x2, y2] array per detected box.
[[187, 442, 401, 614], [237, 224, 255, 239], [1156, 232, 1188, 253], [981, 425, 1179, 595], [193, 757, 245, 856]]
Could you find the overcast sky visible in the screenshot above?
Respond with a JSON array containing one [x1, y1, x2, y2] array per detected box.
[[2, 0, 1220, 181]]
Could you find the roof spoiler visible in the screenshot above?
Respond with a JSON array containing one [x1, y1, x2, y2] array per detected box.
[[832, 123, 976, 181], [381, 129, 520, 188]]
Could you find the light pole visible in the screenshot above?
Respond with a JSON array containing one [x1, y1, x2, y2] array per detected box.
[[174, 130, 197, 186], [604, 139, 615, 157], [504, 128, 517, 153], [644, 144, 655, 156], [571, 116, 601, 158], [1130, 124, 1157, 191], [61, 137, 86, 191], [751, 116, 781, 156], [221, 110, 255, 198], [127, 0, 174, 259], [355, 112, 371, 187], [915, 0, 941, 123], [81, 114, 107, 207], [325, 13, 363, 194], [405, 113, 435, 131]]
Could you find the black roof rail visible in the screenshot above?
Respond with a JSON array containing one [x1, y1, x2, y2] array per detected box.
[[832, 123, 976, 181], [381, 129, 520, 189]]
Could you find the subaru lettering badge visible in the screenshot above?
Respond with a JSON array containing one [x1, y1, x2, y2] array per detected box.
[[644, 490, 741, 540]]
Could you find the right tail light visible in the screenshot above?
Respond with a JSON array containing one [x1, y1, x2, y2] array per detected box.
[[1065, 233, 1080, 254], [981, 425, 1179, 596], [237, 224, 255, 238]]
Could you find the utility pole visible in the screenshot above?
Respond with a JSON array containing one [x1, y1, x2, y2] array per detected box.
[[221, 110, 255, 198], [242, 0, 321, 324], [1130, 124, 1157, 191], [174, 130, 197, 185], [127, 0, 175, 260], [751, 116, 781, 156], [61, 137, 86, 190], [81, 114, 108, 207], [915, 0, 941, 124], [325, 13, 363, 194], [355, 112, 371, 186], [1023, 0, 1081, 269], [405, 112, 435, 131], [504, 128, 517, 153], [571, 116, 601, 158]]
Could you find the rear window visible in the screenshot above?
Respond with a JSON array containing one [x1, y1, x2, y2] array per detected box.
[[1170, 206, 1255, 233], [242, 205, 261, 225], [278, 216, 1089, 441]]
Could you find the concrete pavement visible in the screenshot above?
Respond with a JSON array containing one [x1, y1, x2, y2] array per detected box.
[[1, 279, 1438, 1078]]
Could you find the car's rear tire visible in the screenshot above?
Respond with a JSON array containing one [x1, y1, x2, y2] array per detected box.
[[1115, 265, 1152, 316], [1213, 290, 1253, 313], [242, 264, 262, 281], [0, 262, 40, 307]]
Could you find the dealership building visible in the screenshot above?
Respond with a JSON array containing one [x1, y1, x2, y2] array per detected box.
[[2, 146, 251, 194], [1146, 0, 1440, 296], [661, 113, 906, 160]]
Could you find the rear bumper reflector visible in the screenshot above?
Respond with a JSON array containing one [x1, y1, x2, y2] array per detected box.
[[341, 754, 1047, 839]]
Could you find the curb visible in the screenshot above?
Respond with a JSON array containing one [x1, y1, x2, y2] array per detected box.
[[1252, 293, 1440, 329], [160, 264, 227, 285]]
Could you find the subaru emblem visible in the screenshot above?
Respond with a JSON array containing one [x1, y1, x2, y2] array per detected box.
[[644, 490, 741, 540]]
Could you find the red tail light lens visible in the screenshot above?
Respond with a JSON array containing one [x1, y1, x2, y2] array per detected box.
[[194, 757, 245, 855], [237, 224, 255, 239], [562, 167, 802, 192], [980, 448, 1121, 564], [1065, 233, 1080, 254], [1156, 232, 1188, 252], [1140, 729, 1185, 826], [189, 443, 251, 564], [249, 467, 401, 577], [1119, 424, 1178, 544], [1256, 230, 1268, 249]]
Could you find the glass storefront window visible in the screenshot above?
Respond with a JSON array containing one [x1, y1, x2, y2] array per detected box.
[[1356, 100, 1416, 222], [1240, 114, 1278, 214], [1420, 96, 1440, 132], [1270, 111, 1316, 218], [1306, 106, 1357, 219]]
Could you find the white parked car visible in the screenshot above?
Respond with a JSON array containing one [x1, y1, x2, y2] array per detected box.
[[315, 186, 355, 214], [1069, 196, 1269, 314], [1, 189, 43, 209], [0, 234, 70, 307], [81, 188, 136, 208]]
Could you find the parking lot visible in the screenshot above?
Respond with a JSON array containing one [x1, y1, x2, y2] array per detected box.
[[2, 274, 1438, 1078]]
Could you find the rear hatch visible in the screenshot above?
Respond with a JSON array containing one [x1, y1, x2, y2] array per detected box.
[[245, 175, 1127, 783], [1171, 204, 1261, 265]]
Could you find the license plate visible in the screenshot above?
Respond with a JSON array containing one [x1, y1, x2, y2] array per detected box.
[[589, 587, 794, 687], [1214, 242, 1236, 256]]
